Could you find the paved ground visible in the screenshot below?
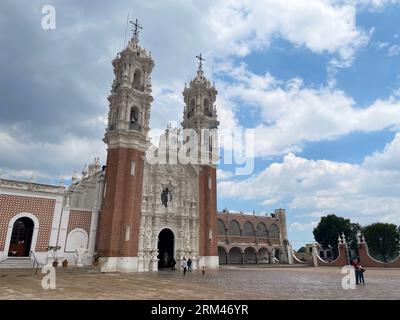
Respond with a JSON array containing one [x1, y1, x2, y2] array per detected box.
[[0, 266, 399, 299]]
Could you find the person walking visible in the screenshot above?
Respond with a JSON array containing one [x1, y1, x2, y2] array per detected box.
[[171, 257, 176, 271], [181, 258, 187, 277], [187, 258, 192, 272]]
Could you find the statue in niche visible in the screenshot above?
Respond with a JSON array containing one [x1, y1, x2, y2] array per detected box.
[[161, 187, 172, 207]]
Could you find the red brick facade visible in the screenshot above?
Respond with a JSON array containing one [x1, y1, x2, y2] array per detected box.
[[97, 147, 144, 257], [0, 194, 55, 252], [198, 165, 217, 257], [67, 209, 92, 235]]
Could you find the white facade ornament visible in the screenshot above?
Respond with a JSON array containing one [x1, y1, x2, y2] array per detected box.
[[75, 246, 88, 267]]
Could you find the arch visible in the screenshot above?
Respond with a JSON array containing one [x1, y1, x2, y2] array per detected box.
[[228, 247, 242, 264], [269, 224, 280, 239], [255, 222, 268, 237], [217, 219, 226, 236], [8, 217, 34, 257], [204, 98, 211, 116], [133, 69, 143, 91], [242, 221, 255, 237], [157, 228, 175, 269], [4, 213, 40, 259], [65, 228, 89, 252], [218, 246, 227, 264], [227, 220, 241, 237], [243, 247, 257, 264], [129, 106, 141, 131], [272, 248, 282, 263], [188, 99, 195, 118], [258, 247, 270, 264]]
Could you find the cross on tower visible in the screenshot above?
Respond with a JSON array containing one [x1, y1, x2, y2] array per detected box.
[[129, 19, 143, 39], [196, 53, 205, 70]]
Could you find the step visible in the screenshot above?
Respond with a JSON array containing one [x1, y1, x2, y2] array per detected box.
[[0, 258, 35, 268]]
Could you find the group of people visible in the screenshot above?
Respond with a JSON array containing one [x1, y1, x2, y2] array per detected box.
[[351, 258, 366, 285], [180, 257, 193, 276], [170, 257, 206, 277]]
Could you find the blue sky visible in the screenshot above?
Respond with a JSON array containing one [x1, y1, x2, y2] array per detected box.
[[1, 1, 400, 249]]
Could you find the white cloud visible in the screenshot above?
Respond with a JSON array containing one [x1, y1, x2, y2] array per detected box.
[[218, 133, 400, 225], [0, 130, 106, 182], [363, 132, 400, 170], [387, 44, 400, 56], [216, 63, 400, 157], [208, 0, 370, 64], [290, 221, 318, 231]]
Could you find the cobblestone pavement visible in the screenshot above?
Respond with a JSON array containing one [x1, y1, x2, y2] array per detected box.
[[0, 266, 399, 299]]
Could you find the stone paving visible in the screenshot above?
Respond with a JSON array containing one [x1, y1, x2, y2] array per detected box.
[[0, 266, 399, 300]]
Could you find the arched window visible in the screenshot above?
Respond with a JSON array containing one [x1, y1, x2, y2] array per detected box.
[[133, 69, 143, 91], [217, 219, 226, 236], [255, 222, 268, 237], [129, 107, 140, 130], [204, 98, 211, 117], [242, 221, 255, 237], [188, 99, 195, 118], [227, 220, 241, 236], [269, 224, 280, 239]]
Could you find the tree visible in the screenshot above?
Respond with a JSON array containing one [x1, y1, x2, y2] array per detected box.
[[297, 246, 306, 253], [362, 223, 400, 262], [313, 214, 357, 258]]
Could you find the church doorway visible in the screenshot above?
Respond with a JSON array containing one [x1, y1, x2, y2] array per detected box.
[[157, 228, 174, 269], [8, 217, 34, 257]]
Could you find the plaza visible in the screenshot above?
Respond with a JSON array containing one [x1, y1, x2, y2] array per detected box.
[[1, 266, 399, 300]]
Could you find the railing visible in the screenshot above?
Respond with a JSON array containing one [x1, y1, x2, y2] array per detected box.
[[30, 250, 39, 274]]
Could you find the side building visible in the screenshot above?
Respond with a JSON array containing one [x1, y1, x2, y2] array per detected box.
[[216, 209, 290, 265]]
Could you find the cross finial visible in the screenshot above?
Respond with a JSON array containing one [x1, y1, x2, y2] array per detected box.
[[129, 18, 143, 40], [196, 53, 205, 70]]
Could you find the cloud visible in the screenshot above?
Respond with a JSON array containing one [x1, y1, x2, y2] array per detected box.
[[387, 44, 400, 56], [218, 133, 400, 225], [216, 63, 400, 157], [290, 221, 318, 231], [0, 0, 390, 181]]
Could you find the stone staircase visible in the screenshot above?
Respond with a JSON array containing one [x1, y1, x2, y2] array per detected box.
[[0, 257, 35, 269]]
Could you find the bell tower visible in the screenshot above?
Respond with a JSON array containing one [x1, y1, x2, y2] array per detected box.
[[98, 19, 154, 272], [182, 54, 220, 269]]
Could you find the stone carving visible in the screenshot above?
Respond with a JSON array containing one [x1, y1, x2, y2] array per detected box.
[[161, 187, 172, 207], [75, 246, 88, 267]]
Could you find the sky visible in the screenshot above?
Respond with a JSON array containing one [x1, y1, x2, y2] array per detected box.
[[1, 0, 400, 249]]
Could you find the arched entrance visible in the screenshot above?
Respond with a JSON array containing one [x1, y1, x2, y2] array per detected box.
[[218, 246, 227, 264], [243, 247, 257, 264], [228, 247, 242, 264], [8, 217, 34, 257], [157, 228, 174, 269]]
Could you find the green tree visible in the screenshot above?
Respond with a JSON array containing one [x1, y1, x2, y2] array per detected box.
[[362, 223, 400, 262], [297, 246, 306, 253], [313, 214, 357, 257]]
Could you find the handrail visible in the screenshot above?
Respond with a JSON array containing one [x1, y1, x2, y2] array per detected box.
[[30, 250, 39, 274]]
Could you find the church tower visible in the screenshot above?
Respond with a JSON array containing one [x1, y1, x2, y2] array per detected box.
[[98, 20, 154, 272], [181, 55, 220, 268]]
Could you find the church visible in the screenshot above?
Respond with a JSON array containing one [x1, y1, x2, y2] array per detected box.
[[0, 23, 290, 272]]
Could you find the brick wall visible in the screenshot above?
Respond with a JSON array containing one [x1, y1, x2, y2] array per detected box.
[[0, 194, 55, 251]]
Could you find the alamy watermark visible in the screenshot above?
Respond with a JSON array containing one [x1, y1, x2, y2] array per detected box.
[[146, 127, 255, 175], [41, 265, 56, 290], [341, 265, 356, 290], [41, 5, 56, 30]]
